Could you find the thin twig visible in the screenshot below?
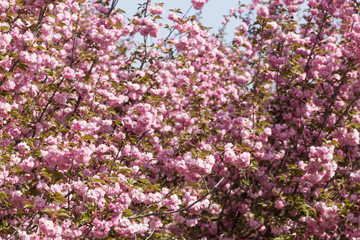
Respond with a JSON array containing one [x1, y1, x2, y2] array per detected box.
[[129, 171, 228, 219]]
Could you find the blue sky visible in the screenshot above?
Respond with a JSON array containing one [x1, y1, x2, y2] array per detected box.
[[118, 0, 252, 41]]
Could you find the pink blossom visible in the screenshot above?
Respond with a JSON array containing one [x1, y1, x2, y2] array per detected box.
[[150, 6, 164, 15], [53, 92, 69, 105], [0, 33, 11, 49], [191, 0, 209, 10], [257, 5, 269, 18], [275, 199, 286, 210], [39, 218, 62, 238], [18, 157, 35, 172], [186, 218, 198, 227], [73, 181, 87, 195], [62, 67, 75, 79], [0, 0, 9, 11]]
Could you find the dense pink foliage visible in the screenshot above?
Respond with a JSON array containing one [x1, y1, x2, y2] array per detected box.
[[1, 0, 360, 239]]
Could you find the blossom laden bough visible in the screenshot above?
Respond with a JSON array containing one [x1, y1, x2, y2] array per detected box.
[[1, 0, 360, 239]]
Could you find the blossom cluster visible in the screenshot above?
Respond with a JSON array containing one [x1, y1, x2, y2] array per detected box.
[[0, 0, 360, 239]]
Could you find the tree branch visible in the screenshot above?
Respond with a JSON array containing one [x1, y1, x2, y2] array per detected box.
[[128, 171, 228, 219]]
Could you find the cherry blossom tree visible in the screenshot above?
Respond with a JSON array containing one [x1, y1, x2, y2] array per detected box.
[[1, 0, 360, 239]]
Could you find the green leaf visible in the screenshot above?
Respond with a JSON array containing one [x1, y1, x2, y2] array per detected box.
[[101, 151, 112, 155], [53, 193, 66, 204], [17, 62, 29, 71], [129, 136, 137, 144], [147, 184, 161, 191], [52, 171, 64, 184], [40, 168, 51, 180], [55, 210, 71, 220], [81, 213, 91, 222], [107, 108, 117, 115], [0, 91, 11, 97], [43, 208, 55, 216], [68, 142, 77, 147], [23, 201, 34, 209], [45, 69, 55, 76], [83, 134, 97, 142], [1, 26, 9, 31], [114, 120, 122, 126], [122, 209, 133, 217], [118, 168, 134, 175], [127, 178, 135, 185], [0, 192, 7, 200], [137, 179, 150, 185], [36, 45, 46, 50]]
